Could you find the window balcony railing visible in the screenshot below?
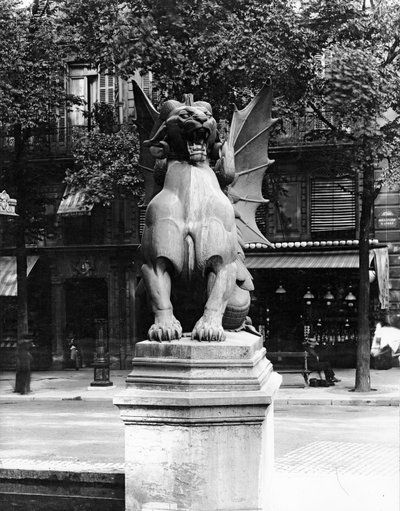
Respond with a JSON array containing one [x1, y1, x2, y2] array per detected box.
[[270, 112, 349, 147], [0, 126, 89, 159]]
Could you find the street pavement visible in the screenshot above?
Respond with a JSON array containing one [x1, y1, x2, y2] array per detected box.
[[0, 365, 398, 405], [0, 366, 399, 511]]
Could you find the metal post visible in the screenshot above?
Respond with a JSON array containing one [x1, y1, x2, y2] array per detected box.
[[90, 318, 113, 387]]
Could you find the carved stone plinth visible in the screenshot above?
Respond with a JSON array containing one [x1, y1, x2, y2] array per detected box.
[[114, 332, 281, 511]]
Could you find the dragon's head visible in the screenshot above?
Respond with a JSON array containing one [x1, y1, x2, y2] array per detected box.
[[144, 100, 219, 163]]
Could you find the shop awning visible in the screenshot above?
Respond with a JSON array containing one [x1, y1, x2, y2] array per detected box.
[[0, 256, 39, 296], [245, 250, 367, 269], [57, 185, 93, 216], [245, 247, 390, 309]]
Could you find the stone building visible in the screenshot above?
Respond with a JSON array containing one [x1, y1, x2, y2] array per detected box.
[[0, 66, 151, 370], [0, 69, 398, 370], [245, 114, 397, 367]]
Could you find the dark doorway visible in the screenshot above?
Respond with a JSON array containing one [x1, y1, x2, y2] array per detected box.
[[65, 278, 108, 367]]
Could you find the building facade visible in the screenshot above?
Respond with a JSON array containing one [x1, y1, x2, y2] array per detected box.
[[244, 116, 396, 367], [0, 72, 398, 370], [0, 66, 150, 370]]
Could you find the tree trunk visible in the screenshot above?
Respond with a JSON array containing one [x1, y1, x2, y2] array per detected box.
[[16, 225, 29, 339], [355, 164, 374, 392], [13, 124, 29, 341]]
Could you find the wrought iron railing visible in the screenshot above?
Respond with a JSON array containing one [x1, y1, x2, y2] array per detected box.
[[270, 112, 345, 147], [0, 126, 88, 159], [0, 112, 347, 158]]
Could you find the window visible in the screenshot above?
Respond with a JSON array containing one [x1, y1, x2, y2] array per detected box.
[[67, 65, 116, 127], [262, 174, 306, 240], [311, 177, 356, 237]]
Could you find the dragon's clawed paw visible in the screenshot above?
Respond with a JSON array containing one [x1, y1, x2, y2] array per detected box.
[[148, 317, 182, 342], [191, 317, 226, 342]]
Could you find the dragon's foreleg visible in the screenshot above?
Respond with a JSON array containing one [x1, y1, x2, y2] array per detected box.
[[141, 258, 182, 342], [192, 259, 236, 342]]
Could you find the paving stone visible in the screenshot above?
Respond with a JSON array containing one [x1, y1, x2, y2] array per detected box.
[[275, 440, 398, 476]]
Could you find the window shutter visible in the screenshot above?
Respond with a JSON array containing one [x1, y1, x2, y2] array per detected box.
[[127, 80, 136, 121], [311, 178, 356, 233], [141, 72, 152, 98], [57, 105, 66, 144], [99, 72, 115, 105], [139, 206, 147, 238]]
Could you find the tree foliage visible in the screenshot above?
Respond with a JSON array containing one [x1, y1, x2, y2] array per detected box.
[[0, 0, 75, 238], [0, 0, 76, 338], [3, 0, 400, 386], [0, 0, 69, 130], [66, 117, 142, 205]]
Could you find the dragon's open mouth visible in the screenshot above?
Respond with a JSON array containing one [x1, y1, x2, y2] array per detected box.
[[186, 127, 209, 162]]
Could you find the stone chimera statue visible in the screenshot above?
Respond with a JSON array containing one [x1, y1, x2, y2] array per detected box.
[[134, 81, 278, 342]]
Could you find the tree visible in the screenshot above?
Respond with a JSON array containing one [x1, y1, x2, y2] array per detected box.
[[59, 0, 313, 115], [0, 0, 74, 339], [299, 0, 400, 391], [59, 0, 400, 391], [65, 102, 142, 206]]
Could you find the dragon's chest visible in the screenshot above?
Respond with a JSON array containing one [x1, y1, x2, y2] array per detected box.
[[164, 161, 234, 225]]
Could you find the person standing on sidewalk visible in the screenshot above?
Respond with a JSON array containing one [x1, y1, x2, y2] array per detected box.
[[68, 336, 81, 370], [14, 336, 33, 394]]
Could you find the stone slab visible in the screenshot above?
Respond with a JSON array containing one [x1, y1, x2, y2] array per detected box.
[[123, 331, 273, 393]]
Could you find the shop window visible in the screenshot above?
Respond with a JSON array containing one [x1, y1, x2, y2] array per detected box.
[[311, 177, 356, 238]]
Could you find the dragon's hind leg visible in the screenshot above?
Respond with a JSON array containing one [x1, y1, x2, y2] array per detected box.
[[223, 286, 251, 330], [141, 258, 182, 342]]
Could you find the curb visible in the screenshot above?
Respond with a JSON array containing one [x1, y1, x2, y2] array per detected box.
[[275, 398, 399, 407], [1, 395, 399, 406]]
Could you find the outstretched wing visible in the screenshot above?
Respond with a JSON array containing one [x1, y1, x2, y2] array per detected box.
[[131, 80, 159, 205], [227, 80, 279, 247]]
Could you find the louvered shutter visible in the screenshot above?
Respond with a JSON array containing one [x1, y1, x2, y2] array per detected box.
[[99, 72, 115, 105], [127, 80, 136, 122], [141, 73, 151, 98], [311, 178, 356, 233]]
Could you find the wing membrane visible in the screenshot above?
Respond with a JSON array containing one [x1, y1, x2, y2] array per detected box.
[[132, 80, 159, 205], [228, 81, 279, 247]]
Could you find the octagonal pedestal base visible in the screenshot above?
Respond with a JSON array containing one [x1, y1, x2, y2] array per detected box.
[[114, 331, 281, 511]]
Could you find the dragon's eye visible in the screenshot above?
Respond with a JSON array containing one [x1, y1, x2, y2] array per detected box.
[[179, 111, 190, 119]]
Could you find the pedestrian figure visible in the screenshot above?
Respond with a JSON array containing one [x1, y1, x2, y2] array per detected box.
[[14, 336, 33, 394], [68, 336, 81, 370], [304, 336, 340, 386]]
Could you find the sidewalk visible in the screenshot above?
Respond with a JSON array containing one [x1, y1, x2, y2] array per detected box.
[[0, 367, 398, 511], [0, 365, 399, 405]]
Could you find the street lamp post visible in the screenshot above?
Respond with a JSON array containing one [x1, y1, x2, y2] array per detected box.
[[303, 287, 315, 341], [90, 318, 113, 387]]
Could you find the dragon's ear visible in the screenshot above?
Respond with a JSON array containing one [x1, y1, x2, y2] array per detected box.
[[193, 101, 213, 114]]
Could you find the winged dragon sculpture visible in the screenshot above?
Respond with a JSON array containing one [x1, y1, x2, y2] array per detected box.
[[134, 80, 278, 342]]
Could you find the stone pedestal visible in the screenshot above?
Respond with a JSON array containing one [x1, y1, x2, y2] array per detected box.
[[114, 331, 281, 511]]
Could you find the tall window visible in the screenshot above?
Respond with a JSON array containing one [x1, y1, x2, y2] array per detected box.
[[311, 177, 356, 237], [68, 65, 101, 126]]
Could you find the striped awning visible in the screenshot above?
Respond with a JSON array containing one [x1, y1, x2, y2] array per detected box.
[[57, 186, 93, 216], [0, 256, 39, 296], [245, 250, 373, 269]]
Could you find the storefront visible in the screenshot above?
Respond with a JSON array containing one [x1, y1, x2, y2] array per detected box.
[[246, 243, 389, 367], [0, 255, 52, 370]]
